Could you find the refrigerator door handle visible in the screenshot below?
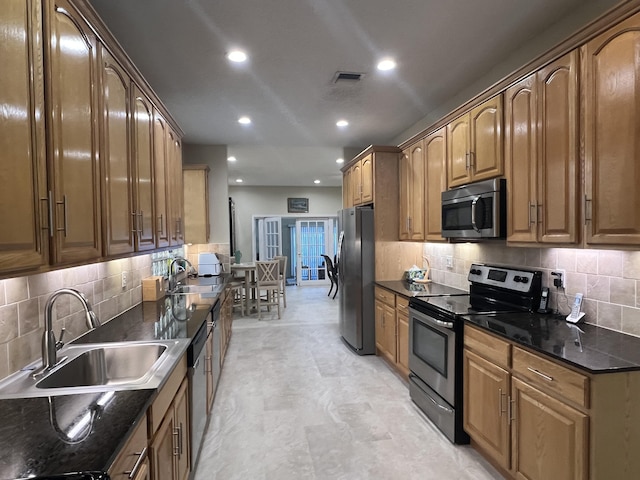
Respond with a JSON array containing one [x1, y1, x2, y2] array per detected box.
[[337, 231, 345, 268]]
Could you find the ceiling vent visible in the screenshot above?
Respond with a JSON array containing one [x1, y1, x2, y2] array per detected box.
[[334, 71, 365, 83]]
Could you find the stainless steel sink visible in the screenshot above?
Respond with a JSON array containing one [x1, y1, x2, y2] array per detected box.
[[0, 339, 190, 399], [36, 343, 168, 389], [171, 284, 223, 296]]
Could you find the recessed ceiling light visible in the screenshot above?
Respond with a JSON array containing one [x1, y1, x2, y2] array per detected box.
[[238, 116, 251, 125], [336, 158, 344, 164], [227, 156, 237, 162], [336, 119, 349, 127], [227, 50, 247, 63], [314, 179, 321, 184], [235, 178, 243, 183], [377, 58, 396, 71]]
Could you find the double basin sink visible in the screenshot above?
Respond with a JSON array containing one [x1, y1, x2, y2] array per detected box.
[[0, 339, 190, 399]]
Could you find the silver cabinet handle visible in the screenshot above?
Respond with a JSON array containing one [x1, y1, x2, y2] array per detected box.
[[172, 427, 180, 456], [158, 214, 164, 235], [584, 196, 592, 223], [498, 388, 506, 417], [124, 446, 148, 479], [508, 397, 515, 424], [138, 211, 143, 233], [56, 195, 68, 236], [131, 211, 138, 235], [44, 191, 54, 237], [528, 203, 535, 226], [179, 422, 184, 455], [527, 367, 553, 382]]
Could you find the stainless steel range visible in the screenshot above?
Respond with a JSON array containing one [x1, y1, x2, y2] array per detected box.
[[408, 263, 542, 444]]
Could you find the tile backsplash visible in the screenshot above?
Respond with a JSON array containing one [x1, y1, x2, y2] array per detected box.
[[0, 255, 153, 381], [423, 242, 640, 338]]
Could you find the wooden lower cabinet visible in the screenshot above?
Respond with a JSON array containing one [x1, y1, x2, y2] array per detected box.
[[463, 349, 511, 471], [374, 286, 409, 378], [511, 377, 588, 480], [109, 413, 150, 480], [464, 324, 640, 480]]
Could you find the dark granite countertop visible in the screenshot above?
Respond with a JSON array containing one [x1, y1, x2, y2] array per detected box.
[[0, 276, 228, 480], [376, 280, 468, 298], [465, 312, 640, 374]]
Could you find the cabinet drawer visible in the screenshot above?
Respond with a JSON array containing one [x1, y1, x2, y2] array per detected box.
[[464, 325, 511, 368], [396, 295, 409, 315], [375, 287, 395, 307], [513, 346, 589, 408], [109, 413, 148, 480]]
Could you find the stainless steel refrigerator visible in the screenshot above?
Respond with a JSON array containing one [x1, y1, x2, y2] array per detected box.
[[337, 206, 375, 355]]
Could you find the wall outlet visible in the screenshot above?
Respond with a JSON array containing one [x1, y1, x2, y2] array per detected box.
[[121, 271, 128, 289], [551, 269, 566, 291], [446, 256, 454, 269]]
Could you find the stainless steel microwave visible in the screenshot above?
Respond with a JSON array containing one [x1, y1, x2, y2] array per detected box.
[[441, 178, 506, 239]]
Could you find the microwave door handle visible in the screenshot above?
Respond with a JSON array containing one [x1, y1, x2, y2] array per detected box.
[[471, 196, 480, 232]]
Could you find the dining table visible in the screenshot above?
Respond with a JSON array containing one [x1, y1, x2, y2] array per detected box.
[[230, 262, 257, 313]]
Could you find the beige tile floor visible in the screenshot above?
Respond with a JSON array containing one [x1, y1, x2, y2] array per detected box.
[[195, 285, 503, 480]]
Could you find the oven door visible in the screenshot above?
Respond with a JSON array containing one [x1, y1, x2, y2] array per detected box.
[[409, 307, 456, 406]]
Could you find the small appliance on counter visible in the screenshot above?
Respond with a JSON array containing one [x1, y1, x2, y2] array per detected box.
[[198, 253, 222, 276]]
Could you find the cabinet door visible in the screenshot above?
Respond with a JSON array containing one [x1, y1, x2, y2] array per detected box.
[[463, 349, 511, 471], [183, 166, 210, 244], [350, 161, 362, 206], [0, 0, 49, 273], [46, 0, 102, 264], [583, 12, 640, 245], [174, 380, 190, 480], [505, 73, 538, 243], [408, 142, 425, 240], [470, 95, 503, 181], [447, 114, 471, 187], [511, 378, 588, 480], [100, 47, 134, 256], [168, 128, 184, 245], [375, 300, 386, 355], [132, 86, 155, 251], [360, 153, 374, 204], [150, 409, 176, 480], [396, 311, 409, 377], [342, 168, 352, 208], [153, 111, 171, 248], [398, 150, 411, 240], [538, 51, 579, 244], [375, 300, 395, 364], [424, 128, 447, 241]]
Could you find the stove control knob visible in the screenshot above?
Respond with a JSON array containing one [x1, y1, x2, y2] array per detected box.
[[514, 275, 522, 282], [470, 269, 481, 275], [521, 277, 529, 284]]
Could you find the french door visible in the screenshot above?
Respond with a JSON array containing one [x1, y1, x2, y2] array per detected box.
[[295, 219, 331, 285], [257, 217, 281, 260]]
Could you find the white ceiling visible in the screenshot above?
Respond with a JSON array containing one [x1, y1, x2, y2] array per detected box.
[[89, 0, 617, 187]]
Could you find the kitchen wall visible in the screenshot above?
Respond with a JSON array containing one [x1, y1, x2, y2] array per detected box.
[[0, 255, 158, 381], [422, 242, 640, 338], [390, 0, 622, 146], [228, 186, 342, 260]]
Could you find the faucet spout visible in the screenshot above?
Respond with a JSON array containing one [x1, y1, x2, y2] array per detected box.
[[168, 257, 196, 292], [41, 288, 100, 372]]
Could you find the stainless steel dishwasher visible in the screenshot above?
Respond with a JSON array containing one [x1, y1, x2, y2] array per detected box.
[[188, 313, 209, 470]]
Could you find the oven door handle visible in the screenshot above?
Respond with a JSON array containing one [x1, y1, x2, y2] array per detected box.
[[417, 314, 454, 330], [423, 388, 454, 414], [471, 196, 480, 232]]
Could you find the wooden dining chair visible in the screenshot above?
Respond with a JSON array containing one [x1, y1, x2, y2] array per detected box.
[[321, 254, 338, 299], [255, 260, 281, 320], [273, 255, 288, 308]]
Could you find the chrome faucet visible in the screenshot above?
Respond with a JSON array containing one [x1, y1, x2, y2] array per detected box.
[[168, 257, 196, 292], [41, 288, 100, 373]]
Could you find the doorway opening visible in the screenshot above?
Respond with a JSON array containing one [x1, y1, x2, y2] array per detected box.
[[253, 215, 337, 286]]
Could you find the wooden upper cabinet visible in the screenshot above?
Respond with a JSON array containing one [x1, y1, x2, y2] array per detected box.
[[342, 167, 352, 207], [447, 95, 503, 188], [168, 128, 184, 245], [583, 11, 640, 246], [360, 153, 374, 204], [447, 114, 471, 187], [398, 141, 425, 240], [505, 73, 538, 243], [153, 110, 171, 248], [45, 0, 102, 264], [537, 51, 579, 244], [0, 0, 49, 274], [100, 46, 134, 257], [350, 161, 363, 206], [506, 51, 578, 245], [131, 86, 155, 251], [183, 165, 210, 244], [424, 128, 447, 241]]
